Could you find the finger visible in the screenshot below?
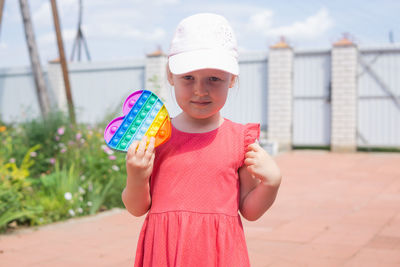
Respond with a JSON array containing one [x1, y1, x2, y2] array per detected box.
[[246, 164, 255, 174], [244, 157, 256, 166], [245, 151, 257, 159], [136, 135, 148, 155], [144, 137, 155, 160], [149, 151, 155, 164], [127, 140, 140, 158], [247, 142, 262, 152]]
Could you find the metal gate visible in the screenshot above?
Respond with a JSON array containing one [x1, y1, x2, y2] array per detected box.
[[292, 50, 331, 147], [357, 46, 400, 148]]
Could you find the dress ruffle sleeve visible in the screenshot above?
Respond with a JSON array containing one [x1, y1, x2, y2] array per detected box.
[[244, 123, 260, 149], [243, 123, 260, 162]]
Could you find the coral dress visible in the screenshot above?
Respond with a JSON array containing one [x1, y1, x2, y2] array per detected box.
[[134, 118, 260, 267]]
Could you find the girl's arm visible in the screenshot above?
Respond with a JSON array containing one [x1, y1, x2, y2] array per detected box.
[[239, 142, 281, 221], [122, 136, 155, 217]]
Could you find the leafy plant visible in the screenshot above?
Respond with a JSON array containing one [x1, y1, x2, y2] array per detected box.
[[0, 111, 126, 233], [0, 145, 40, 231]]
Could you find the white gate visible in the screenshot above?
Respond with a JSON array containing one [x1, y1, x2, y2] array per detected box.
[[222, 52, 268, 128], [292, 50, 331, 147], [357, 46, 400, 148]]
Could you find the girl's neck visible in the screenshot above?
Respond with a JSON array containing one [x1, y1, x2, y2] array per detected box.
[[172, 113, 224, 133]]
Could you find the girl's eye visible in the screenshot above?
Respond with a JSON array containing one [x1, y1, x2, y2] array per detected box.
[[209, 77, 221, 82], [183, 75, 194, 80]]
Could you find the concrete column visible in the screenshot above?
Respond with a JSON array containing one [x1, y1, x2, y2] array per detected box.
[[267, 38, 293, 151], [145, 49, 168, 101], [331, 37, 358, 152]]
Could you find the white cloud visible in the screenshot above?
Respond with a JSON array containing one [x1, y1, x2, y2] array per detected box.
[[247, 9, 273, 31], [267, 8, 334, 39], [155, 0, 180, 4], [33, 0, 77, 27], [84, 21, 166, 42], [38, 29, 76, 46], [32, 2, 52, 27], [127, 28, 166, 41]]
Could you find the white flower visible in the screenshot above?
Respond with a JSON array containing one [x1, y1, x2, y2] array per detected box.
[[77, 208, 83, 213], [80, 175, 86, 181], [112, 165, 120, 171], [64, 192, 72, 201], [30, 151, 37, 157], [78, 187, 85, 194], [68, 209, 75, 216], [87, 201, 92, 207]]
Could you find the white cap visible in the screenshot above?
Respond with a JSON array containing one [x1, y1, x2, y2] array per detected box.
[[168, 13, 239, 75]]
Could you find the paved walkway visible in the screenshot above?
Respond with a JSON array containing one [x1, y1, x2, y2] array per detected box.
[[1, 151, 400, 267]]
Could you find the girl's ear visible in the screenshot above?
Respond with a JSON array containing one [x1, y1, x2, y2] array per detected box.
[[229, 75, 237, 88], [166, 64, 174, 86]]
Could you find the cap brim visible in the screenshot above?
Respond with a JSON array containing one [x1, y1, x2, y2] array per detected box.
[[168, 49, 239, 75]]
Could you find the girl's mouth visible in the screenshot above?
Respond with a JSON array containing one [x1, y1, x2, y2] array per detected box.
[[191, 101, 211, 106]]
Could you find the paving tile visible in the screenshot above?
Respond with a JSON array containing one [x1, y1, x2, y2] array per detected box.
[[0, 152, 400, 267], [379, 213, 400, 238], [248, 251, 274, 267], [366, 234, 400, 250], [270, 257, 344, 267], [311, 222, 380, 247], [295, 243, 360, 260], [344, 248, 400, 266]]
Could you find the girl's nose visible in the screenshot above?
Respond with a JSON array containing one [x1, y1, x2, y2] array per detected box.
[[193, 81, 209, 96]]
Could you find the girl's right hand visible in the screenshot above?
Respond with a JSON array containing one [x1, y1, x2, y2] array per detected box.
[[126, 136, 155, 184]]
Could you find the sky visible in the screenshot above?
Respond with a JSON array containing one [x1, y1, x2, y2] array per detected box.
[[0, 0, 399, 68]]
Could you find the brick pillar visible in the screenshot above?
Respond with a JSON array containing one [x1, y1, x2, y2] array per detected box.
[[267, 38, 293, 151], [331, 36, 358, 152], [145, 48, 168, 101]]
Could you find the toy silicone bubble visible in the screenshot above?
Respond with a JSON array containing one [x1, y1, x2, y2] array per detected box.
[[104, 90, 171, 152]]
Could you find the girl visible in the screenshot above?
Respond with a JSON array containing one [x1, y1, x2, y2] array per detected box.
[[122, 13, 281, 267]]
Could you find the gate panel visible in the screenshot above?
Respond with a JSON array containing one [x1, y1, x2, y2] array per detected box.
[[222, 52, 268, 128], [358, 46, 400, 147], [293, 50, 331, 146]]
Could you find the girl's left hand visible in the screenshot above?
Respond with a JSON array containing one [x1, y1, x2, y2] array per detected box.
[[244, 142, 281, 187]]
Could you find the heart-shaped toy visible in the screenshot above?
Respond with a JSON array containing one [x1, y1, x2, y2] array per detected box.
[[104, 90, 171, 152]]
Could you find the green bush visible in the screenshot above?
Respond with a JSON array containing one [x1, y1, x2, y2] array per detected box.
[[0, 112, 126, 232]]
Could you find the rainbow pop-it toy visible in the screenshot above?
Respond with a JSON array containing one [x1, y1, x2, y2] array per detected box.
[[104, 90, 171, 152]]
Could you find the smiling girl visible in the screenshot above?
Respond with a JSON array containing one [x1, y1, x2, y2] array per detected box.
[[122, 13, 282, 267]]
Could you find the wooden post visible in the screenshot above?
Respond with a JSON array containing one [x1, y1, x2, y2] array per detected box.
[[50, 0, 76, 124], [19, 0, 51, 117], [0, 0, 5, 36]]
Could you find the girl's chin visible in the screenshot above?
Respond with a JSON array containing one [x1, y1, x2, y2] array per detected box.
[[187, 112, 221, 121]]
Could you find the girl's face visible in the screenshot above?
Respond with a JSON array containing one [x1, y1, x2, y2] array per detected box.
[[167, 68, 236, 121]]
